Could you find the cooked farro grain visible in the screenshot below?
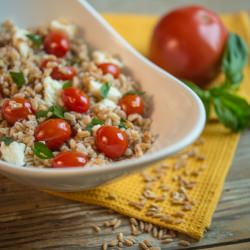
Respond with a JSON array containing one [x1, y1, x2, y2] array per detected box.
[[0, 19, 154, 168]]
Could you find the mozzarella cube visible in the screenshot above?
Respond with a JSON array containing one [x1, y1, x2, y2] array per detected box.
[[92, 51, 123, 67], [97, 99, 117, 110], [43, 76, 63, 106], [50, 20, 76, 38], [1, 141, 26, 166], [13, 28, 30, 57], [88, 80, 122, 103]]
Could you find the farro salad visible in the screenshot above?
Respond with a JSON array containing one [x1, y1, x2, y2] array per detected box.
[[0, 19, 154, 168]]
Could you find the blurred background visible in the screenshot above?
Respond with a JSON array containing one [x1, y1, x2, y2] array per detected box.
[[88, 0, 250, 14]]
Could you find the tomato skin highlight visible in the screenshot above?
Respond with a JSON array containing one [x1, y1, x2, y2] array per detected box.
[[34, 119, 72, 150], [2, 97, 34, 125], [62, 87, 90, 113], [95, 126, 128, 159], [44, 31, 70, 58], [52, 151, 88, 168], [98, 63, 120, 78], [119, 94, 144, 115], [51, 66, 76, 81], [149, 5, 228, 86]]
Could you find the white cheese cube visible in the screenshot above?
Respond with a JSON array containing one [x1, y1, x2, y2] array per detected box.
[[43, 76, 63, 106], [97, 99, 117, 110], [50, 20, 76, 38], [92, 51, 123, 67], [1, 141, 26, 166], [88, 80, 122, 103], [13, 28, 30, 57]]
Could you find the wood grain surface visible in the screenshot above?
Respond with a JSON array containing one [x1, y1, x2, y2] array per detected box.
[[1, 0, 250, 249]]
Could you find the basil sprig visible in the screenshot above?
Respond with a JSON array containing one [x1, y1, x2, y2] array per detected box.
[[86, 118, 104, 132], [118, 118, 128, 129], [222, 32, 248, 88], [62, 81, 73, 89], [26, 33, 42, 48], [186, 81, 250, 132], [100, 82, 111, 98], [33, 142, 53, 159], [10, 71, 26, 88], [0, 136, 14, 146], [36, 105, 65, 120]]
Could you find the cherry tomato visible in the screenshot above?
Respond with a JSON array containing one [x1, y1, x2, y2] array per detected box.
[[149, 6, 228, 86], [52, 151, 88, 168], [51, 66, 76, 81], [98, 63, 120, 78], [119, 94, 144, 115], [35, 119, 71, 150], [44, 31, 70, 58], [95, 126, 128, 159], [2, 97, 34, 125], [62, 87, 90, 113]]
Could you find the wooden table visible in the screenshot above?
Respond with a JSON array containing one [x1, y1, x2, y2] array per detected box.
[[1, 1, 250, 249]]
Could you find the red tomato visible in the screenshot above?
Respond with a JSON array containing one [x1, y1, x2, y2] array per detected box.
[[2, 97, 34, 125], [52, 151, 88, 168], [119, 94, 144, 115], [35, 119, 71, 150], [149, 6, 228, 86], [44, 31, 70, 58], [95, 126, 128, 159], [51, 66, 76, 81], [98, 63, 120, 78], [62, 87, 90, 113]]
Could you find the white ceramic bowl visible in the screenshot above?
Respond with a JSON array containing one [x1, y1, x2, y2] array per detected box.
[[0, 0, 205, 191]]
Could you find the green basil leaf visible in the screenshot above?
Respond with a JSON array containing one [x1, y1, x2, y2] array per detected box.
[[184, 80, 211, 120], [33, 142, 53, 159], [0, 136, 14, 146], [222, 33, 249, 87], [211, 88, 250, 131], [26, 33, 42, 48], [10, 71, 26, 88], [36, 110, 49, 119], [100, 82, 111, 98], [86, 118, 104, 132], [118, 118, 128, 129], [62, 81, 72, 89], [123, 90, 145, 97], [50, 105, 65, 119]]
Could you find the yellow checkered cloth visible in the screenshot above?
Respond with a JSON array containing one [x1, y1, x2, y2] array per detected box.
[[48, 12, 250, 239]]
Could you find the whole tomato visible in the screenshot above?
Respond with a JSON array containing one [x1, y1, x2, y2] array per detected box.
[[149, 6, 228, 86]]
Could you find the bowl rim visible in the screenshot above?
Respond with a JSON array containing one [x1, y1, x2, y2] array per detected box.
[[0, 0, 206, 177]]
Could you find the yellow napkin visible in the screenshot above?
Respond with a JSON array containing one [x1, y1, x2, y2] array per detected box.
[[48, 12, 250, 240]]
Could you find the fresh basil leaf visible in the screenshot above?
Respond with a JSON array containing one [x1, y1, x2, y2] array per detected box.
[[26, 33, 42, 48], [86, 118, 104, 132], [0, 136, 14, 146], [222, 33, 249, 87], [100, 82, 111, 98], [118, 118, 128, 129], [33, 142, 53, 159], [10, 71, 26, 88], [36, 105, 65, 120], [184, 80, 211, 120], [211, 88, 250, 131], [123, 90, 145, 97], [62, 81, 72, 89]]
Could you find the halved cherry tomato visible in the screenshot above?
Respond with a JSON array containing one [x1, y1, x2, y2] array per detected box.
[[2, 97, 34, 125], [52, 151, 88, 168], [118, 94, 144, 115], [51, 66, 76, 81], [98, 63, 120, 78], [149, 6, 228, 86], [95, 125, 128, 159], [44, 31, 70, 58], [35, 118, 71, 150], [62, 87, 90, 113]]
